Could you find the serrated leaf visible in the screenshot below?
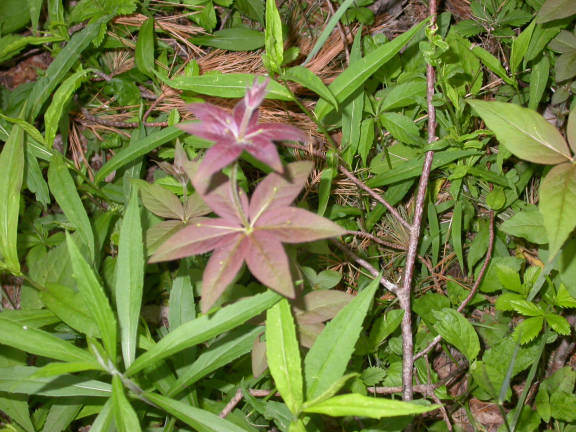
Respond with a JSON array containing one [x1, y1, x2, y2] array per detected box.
[[127, 290, 280, 375], [512, 316, 543, 344], [304, 279, 378, 400], [536, 0, 576, 23], [433, 308, 480, 362], [539, 163, 576, 256], [49, 155, 95, 261], [112, 376, 141, 432], [509, 300, 544, 317], [0, 124, 24, 274], [266, 299, 303, 415], [556, 283, 576, 308], [115, 189, 144, 368], [362, 367, 387, 386], [544, 313, 571, 335], [143, 392, 248, 432], [468, 100, 572, 164], [303, 394, 438, 418], [67, 234, 117, 359]]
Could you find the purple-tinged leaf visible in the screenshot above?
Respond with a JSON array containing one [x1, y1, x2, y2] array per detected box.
[[138, 181, 185, 220], [539, 162, 576, 256], [251, 123, 308, 143], [194, 173, 249, 221], [147, 220, 188, 254], [295, 291, 352, 325], [256, 207, 346, 243], [249, 161, 313, 220], [244, 138, 284, 172], [184, 193, 212, 221], [201, 234, 249, 313], [246, 233, 295, 298], [194, 145, 244, 191], [150, 219, 242, 262]]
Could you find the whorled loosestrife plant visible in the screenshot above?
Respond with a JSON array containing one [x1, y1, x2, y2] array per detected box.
[[150, 79, 345, 313]]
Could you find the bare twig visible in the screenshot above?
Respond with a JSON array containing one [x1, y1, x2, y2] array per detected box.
[[80, 108, 169, 129], [325, 0, 350, 64], [347, 230, 407, 251], [219, 388, 243, 418], [330, 239, 398, 293], [398, 0, 438, 402], [414, 211, 495, 361]]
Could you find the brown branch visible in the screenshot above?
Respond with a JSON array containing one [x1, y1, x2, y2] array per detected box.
[[347, 230, 407, 251], [414, 211, 495, 361], [219, 388, 243, 418], [398, 0, 438, 402], [330, 239, 398, 293], [80, 108, 169, 129]]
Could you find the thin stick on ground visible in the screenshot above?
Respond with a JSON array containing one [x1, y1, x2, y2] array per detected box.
[[398, 0, 438, 402], [414, 210, 495, 361]]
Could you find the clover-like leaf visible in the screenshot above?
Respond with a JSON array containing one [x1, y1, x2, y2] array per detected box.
[[150, 162, 345, 312]]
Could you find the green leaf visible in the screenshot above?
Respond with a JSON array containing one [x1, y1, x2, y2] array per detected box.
[[28, 16, 110, 120], [304, 278, 378, 400], [32, 360, 102, 377], [236, 0, 264, 24], [0, 317, 94, 363], [67, 234, 117, 359], [544, 313, 571, 335], [48, 154, 95, 261], [168, 263, 196, 329], [135, 17, 155, 78], [451, 200, 465, 273], [567, 104, 576, 154], [45, 68, 91, 148], [367, 149, 479, 187], [509, 300, 544, 316], [468, 100, 572, 164], [89, 398, 114, 432], [136, 180, 184, 220], [127, 291, 280, 375], [0, 124, 24, 274], [511, 20, 536, 74], [556, 283, 576, 308], [143, 392, 249, 432], [315, 19, 427, 119], [528, 54, 550, 110], [262, 0, 283, 73], [0, 309, 59, 328], [536, 0, 576, 23], [380, 112, 425, 147], [470, 46, 516, 86], [500, 206, 548, 244], [40, 282, 100, 337], [41, 401, 82, 432], [303, 394, 438, 418], [433, 308, 480, 362], [95, 126, 184, 183], [112, 376, 141, 432], [0, 393, 34, 432], [0, 366, 111, 397], [167, 326, 262, 397], [302, 0, 355, 65], [0, 113, 45, 146], [115, 189, 144, 368], [512, 316, 543, 344], [192, 27, 264, 51], [266, 299, 303, 415], [555, 51, 576, 82], [164, 73, 293, 101], [539, 163, 576, 256], [282, 66, 338, 109]]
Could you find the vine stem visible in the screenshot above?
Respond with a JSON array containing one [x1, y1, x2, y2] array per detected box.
[[399, 0, 438, 401]]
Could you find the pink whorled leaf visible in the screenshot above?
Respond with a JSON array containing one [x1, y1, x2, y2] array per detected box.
[[255, 207, 346, 243], [150, 162, 345, 313], [201, 234, 249, 312], [176, 78, 307, 190], [245, 232, 295, 299]]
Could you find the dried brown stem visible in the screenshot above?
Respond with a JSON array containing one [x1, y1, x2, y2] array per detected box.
[[414, 211, 495, 361], [398, 0, 438, 402], [330, 239, 398, 293], [219, 388, 243, 418], [347, 230, 407, 251], [325, 0, 350, 64], [80, 109, 169, 129]]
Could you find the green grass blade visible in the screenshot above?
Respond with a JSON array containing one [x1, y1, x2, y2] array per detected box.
[[112, 376, 142, 432]]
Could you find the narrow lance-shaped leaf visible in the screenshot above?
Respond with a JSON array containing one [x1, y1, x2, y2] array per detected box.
[[468, 100, 572, 164], [266, 299, 303, 415], [49, 154, 95, 261], [67, 234, 117, 360], [135, 17, 155, 78], [0, 124, 24, 274], [115, 189, 144, 368], [539, 163, 576, 257], [112, 376, 141, 432], [304, 279, 379, 400]]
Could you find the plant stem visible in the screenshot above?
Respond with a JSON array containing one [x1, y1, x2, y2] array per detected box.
[[229, 163, 250, 228], [399, 0, 438, 401]]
